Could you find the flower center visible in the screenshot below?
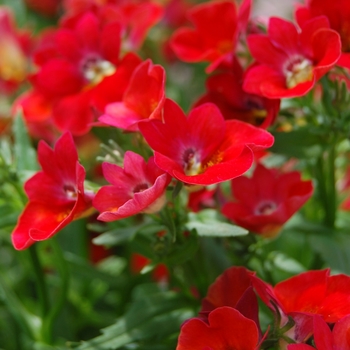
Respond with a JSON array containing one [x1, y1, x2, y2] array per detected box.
[[283, 55, 313, 89], [64, 184, 77, 199], [81, 56, 116, 86], [182, 148, 202, 176], [133, 183, 149, 193], [255, 201, 277, 215], [0, 37, 27, 82]]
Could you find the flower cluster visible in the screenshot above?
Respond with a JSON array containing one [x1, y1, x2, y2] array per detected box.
[[2, 0, 350, 348]]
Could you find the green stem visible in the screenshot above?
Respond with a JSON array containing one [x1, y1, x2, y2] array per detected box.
[[28, 245, 49, 318], [325, 144, 337, 228], [42, 237, 70, 344]]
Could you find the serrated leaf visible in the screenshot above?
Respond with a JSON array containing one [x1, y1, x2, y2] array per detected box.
[[73, 284, 193, 350], [186, 209, 248, 237]]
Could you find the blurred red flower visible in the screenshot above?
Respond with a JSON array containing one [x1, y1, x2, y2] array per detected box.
[[30, 12, 141, 135], [11, 132, 94, 250], [170, 0, 251, 72], [222, 163, 313, 237]]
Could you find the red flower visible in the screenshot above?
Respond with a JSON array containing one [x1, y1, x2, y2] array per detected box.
[[296, 0, 350, 70], [93, 152, 171, 222], [243, 16, 341, 98], [62, 0, 163, 50], [252, 269, 350, 344], [11, 132, 94, 250], [195, 58, 280, 129], [138, 99, 274, 186], [170, 0, 251, 72], [30, 12, 141, 135], [288, 315, 350, 350], [99, 59, 166, 131], [200, 266, 260, 330], [176, 306, 260, 350], [222, 163, 313, 237]]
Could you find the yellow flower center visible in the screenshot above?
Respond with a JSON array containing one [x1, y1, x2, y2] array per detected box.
[[82, 57, 116, 87], [0, 37, 27, 82], [284, 56, 313, 89]]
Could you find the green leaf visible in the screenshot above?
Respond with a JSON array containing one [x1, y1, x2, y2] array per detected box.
[[269, 128, 323, 159], [308, 231, 350, 274], [186, 209, 248, 237], [73, 284, 193, 350], [93, 222, 160, 247]]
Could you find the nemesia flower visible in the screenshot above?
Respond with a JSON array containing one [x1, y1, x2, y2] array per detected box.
[[244, 16, 341, 98], [251, 269, 350, 344], [176, 306, 260, 350], [222, 163, 313, 237], [30, 12, 142, 135], [62, 0, 163, 50], [195, 58, 280, 129], [11, 132, 95, 250], [138, 99, 274, 186], [295, 0, 350, 69], [170, 0, 251, 72], [200, 266, 260, 329], [99, 59, 166, 131], [0, 7, 32, 94], [93, 152, 171, 222], [288, 314, 350, 350]]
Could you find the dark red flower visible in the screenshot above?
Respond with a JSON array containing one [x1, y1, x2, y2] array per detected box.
[[11, 132, 94, 250], [296, 0, 350, 69], [222, 163, 313, 237], [99, 59, 166, 131], [200, 266, 260, 330], [195, 58, 280, 129], [176, 306, 260, 350], [244, 16, 341, 98], [62, 0, 163, 50], [93, 152, 171, 222], [170, 0, 251, 72], [139, 99, 274, 186]]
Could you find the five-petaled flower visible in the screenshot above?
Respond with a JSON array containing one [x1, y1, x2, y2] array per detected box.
[[93, 151, 171, 222], [11, 132, 94, 250], [139, 99, 274, 186], [243, 16, 341, 98], [222, 163, 314, 237]]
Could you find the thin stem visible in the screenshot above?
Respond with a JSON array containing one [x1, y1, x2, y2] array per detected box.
[[42, 237, 70, 344], [28, 244, 49, 318], [326, 144, 337, 228]]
